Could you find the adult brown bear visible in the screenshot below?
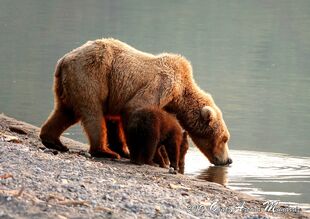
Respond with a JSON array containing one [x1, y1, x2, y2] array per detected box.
[[40, 38, 232, 166]]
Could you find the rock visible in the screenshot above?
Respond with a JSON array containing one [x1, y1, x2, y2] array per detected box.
[[44, 148, 59, 155], [169, 183, 191, 191], [102, 194, 113, 201], [79, 151, 91, 158], [0, 133, 21, 143], [39, 146, 46, 150], [155, 205, 161, 212], [56, 214, 67, 219], [61, 179, 68, 184], [9, 126, 28, 135], [168, 167, 177, 174]]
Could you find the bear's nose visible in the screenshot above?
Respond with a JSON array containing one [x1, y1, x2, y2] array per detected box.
[[213, 157, 232, 166], [227, 157, 233, 165]]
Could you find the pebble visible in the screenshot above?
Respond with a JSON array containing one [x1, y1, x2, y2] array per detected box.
[[155, 205, 161, 212], [168, 167, 177, 174], [39, 146, 46, 150], [8, 126, 28, 135], [43, 148, 59, 155], [121, 194, 128, 201], [61, 179, 68, 184], [102, 194, 113, 201], [79, 151, 91, 158]]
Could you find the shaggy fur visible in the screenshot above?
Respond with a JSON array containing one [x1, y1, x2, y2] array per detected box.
[[153, 131, 189, 174], [106, 115, 188, 173], [179, 131, 189, 174], [124, 107, 182, 171], [40, 38, 231, 165]]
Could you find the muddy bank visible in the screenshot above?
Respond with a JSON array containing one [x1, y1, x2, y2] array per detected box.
[[0, 114, 308, 219]]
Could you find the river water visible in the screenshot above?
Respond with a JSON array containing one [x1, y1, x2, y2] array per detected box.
[[0, 0, 309, 211]]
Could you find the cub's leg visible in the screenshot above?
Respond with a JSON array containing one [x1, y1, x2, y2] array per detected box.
[[40, 107, 79, 152], [162, 132, 181, 171], [178, 131, 189, 174], [126, 121, 159, 165], [80, 108, 120, 159], [153, 145, 170, 168]]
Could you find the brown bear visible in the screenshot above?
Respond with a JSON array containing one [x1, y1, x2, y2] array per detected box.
[[40, 38, 232, 166], [105, 114, 188, 173], [124, 107, 184, 171]]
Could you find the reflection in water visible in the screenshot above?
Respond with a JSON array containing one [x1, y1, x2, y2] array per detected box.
[[185, 148, 310, 212], [197, 166, 229, 187]]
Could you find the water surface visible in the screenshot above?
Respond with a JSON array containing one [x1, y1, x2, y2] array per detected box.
[[185, 148, 310, 211]]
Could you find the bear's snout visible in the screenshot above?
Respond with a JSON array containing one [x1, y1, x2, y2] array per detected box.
[[213, 157, 232, 166]]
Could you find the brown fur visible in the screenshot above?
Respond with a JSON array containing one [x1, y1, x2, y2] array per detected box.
[[124, 107, 182, 171], [178, 131, 189, 174], [40, 38, 231, 165], [106, 115, 189, 174], [105, 115, 129, 158], [153, 131, 189, 174], [153, 145, 170, 168]]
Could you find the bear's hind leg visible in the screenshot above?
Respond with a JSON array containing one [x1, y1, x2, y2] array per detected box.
[[153, 145, 170, 168], [81, 110, 120, 159], [105, 115, 130, 158], [40, 107, 79, 152], [126, 124, 159, 165]]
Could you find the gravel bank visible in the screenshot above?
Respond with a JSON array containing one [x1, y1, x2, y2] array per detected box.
[[0, 114, 308, 219]]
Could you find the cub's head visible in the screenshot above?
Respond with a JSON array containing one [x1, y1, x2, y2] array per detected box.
[[190, 105, 232, 166]]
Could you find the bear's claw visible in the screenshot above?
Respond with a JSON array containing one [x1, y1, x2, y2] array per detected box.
[[41, 140, 69, 152]]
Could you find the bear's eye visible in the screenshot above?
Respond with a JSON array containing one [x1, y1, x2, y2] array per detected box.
[[223, 136, 228, 143]]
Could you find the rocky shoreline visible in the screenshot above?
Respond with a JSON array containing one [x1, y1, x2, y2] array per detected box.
[[0, 114, 308, 219]]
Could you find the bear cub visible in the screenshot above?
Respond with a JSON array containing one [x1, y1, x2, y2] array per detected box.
[[125, 107, 186, 172]]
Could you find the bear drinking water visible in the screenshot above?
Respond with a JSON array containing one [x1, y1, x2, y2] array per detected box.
[[40, 38, 232, 166]]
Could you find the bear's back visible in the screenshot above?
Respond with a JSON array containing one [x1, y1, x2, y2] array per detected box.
[[128, 107, 182, 140]]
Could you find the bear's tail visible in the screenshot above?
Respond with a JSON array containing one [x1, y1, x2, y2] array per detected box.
[[53, 57, 65, 102]]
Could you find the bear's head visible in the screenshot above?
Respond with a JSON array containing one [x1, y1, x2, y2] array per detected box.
[[190, 105, 232, 166]]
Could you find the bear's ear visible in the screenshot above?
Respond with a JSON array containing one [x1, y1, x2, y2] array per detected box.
[[201, 106, 216, 121]]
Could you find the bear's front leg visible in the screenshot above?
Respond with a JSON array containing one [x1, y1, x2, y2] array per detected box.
[[178, 131, 189, 174], [163, 134, 181, 172], [81, 111, 121, 159]]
